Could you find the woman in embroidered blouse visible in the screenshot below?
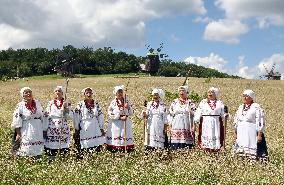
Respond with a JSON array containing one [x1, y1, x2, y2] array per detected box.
[[168, 86, 196, 150], [194, 87, 225, 152], [142, 88, 168, 151], [73, 87, 105, 156], [106, 85, 134, 152], [11, 87, 45, 157], [44, 86, 73, 158], [233, 90, 268, 159]]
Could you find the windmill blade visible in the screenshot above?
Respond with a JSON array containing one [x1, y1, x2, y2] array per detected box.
[[271, 63, 276, 72], [263, 64, 270, 74]]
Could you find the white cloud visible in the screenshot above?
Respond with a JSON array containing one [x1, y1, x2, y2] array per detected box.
[[194, 16, 213, 23], [201, 0, 284, 44], [0, 0, 206, 50], [215, 0, 284, 27], [184, 52, 228, 72], [233, 56, 258, 79], [184, 53, 284, 79], [0, 24, 31, 49], [203, 19, 249, 44]]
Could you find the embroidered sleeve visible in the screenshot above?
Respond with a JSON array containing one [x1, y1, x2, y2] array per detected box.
[[147, 102, 151, 115], [43, 101, 52, 131], [96, 103, 104, 129], [169, 101, 175, 116], [167, 102, 176, 126], [193, 100, 205, 123], [189, 102, 197, 112], [64, 104, 74, 120], [108, 101, 120, 120], [35, 100, 44, 122], [12, 103, 23, 129], [126, 100, 134, 116], [256, 106, 265, 132], [232, 105, 242, 130], [219, 101, 225, 118], [162, 106, 168, 125]]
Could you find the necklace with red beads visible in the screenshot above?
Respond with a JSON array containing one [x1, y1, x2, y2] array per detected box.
[[25, 100, 37, 114], [179, 98, 187, 109], [54, 98, 64, 109], [116, 98, 124, 110], [242, 103, 252, 115], [84, 99, 94, 112], [207, 99, 217, 110], [151, 100, 159, 109]]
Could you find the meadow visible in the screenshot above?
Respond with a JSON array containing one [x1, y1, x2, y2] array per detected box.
[[0, 76, 283, 184]]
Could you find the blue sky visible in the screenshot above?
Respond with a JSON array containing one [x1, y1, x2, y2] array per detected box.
[[0, 0, 283, 79]]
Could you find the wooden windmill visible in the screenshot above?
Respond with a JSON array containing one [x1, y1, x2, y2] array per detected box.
[[262, 63, 281, 80], [144, 43, 168, 76]]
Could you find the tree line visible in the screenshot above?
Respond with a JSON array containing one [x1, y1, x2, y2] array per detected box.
[[0, 45, 239, 80]]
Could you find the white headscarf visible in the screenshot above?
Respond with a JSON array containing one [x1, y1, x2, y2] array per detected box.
[[54, 86, 64, 95], [81, 87, 93, 96], [152, 88, 165, 100], [243, 89, 256, 102], [208, 87, 220, 99], [20, 87, 32, 97], [113, 85, 124, 95], [178, 86, 189, 94]]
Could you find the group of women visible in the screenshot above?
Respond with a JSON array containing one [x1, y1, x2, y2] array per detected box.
[[11, 84, 268, 160]]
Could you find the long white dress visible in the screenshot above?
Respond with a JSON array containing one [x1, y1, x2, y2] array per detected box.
[[12, 100, 44, 156], [106, 97, 134, 150], [194, 99, 224, 150], [233, 103, 265, 156], [144, 100, 168, 149], [168, 98, 196, 148], [73, 100, 105, 149], [44, 99, 73, 149]]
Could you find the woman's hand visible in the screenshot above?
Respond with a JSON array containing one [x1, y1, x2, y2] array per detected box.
[[15, 128, 21, 141], [142, 111, 148, 119], [100, 129, 105, 136], [257, 132, 262, 143], [120, 115, 127, 121], [124, 103, 129, 109], [15, 134, 21, 142]]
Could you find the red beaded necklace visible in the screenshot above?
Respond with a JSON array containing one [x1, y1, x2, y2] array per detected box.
[[25, 100, 37, 114], [242, 103, 252, 115], [54, 98, 64, 109], [179, 98, 187, 105], [116, 98, 124, 110], [84, 99, 94, 111], [207, 99, 217, 110], [151, 100, 159, 109]]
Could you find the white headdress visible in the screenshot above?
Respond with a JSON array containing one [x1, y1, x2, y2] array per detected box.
[[152, 88, 165, 100], [54, 86, 64, 94], [113, 85, 124, 95], [208, 87, 220, 99], [243, 89, 256, 102], [178, 86, 189, 94], [20, 87, 32, 97], [81, 87, 93, 96]]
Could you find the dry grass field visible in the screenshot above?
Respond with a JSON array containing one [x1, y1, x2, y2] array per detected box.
[[0, 76, 283, 184]]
